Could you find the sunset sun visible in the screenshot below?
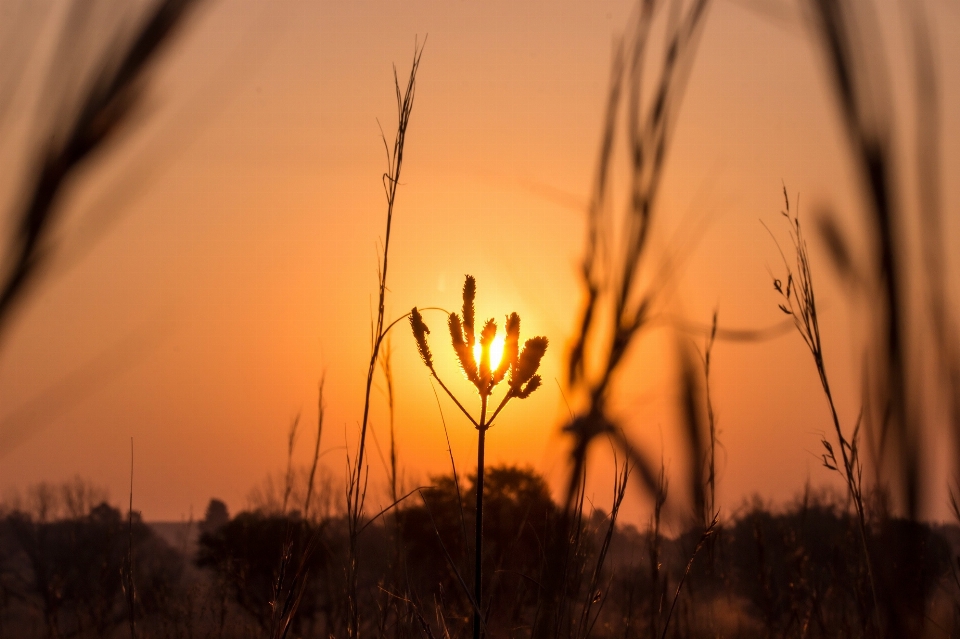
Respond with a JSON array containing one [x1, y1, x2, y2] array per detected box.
[[474, 333, 505, 371]]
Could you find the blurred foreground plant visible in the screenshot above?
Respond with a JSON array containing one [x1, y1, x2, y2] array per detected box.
[[410, 274, 547, 639], [0, 0, 203, 343]]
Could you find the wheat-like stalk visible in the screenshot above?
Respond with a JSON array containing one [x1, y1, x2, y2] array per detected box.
[[411, 274, 547, 639]]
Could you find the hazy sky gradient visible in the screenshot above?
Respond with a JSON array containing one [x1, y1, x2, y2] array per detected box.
[[0, 0, 957, 523]]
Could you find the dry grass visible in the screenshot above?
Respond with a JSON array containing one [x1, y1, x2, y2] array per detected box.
[[411, 275, 547, 638], [0, 0, 956, 637]]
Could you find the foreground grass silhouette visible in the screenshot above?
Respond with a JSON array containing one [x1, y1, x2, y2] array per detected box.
[[411, 275, 548, 638]]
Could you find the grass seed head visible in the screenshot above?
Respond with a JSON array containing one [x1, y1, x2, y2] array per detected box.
[[511, 336, 548, 394], [409, 307, 434, 370], [462, 275, 476, 348], [449, 312, 479, 383], [517, 374, 542, 399], [426, 278, 547, 404], [478, 318, 497, 391], [494, 312, 520, 385]]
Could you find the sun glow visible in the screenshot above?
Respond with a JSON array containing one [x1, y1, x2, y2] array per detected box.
[[474, 334, 506, 371]]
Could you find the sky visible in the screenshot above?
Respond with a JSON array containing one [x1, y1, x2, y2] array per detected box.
[[0, 0, 957, 524]]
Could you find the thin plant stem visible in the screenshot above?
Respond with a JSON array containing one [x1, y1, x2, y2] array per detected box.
[[473, 395, 488, 639], [127, 437, 136, 639], [352, 47, 422, 516], [430, 373, 481, 429], [282, 414, 300, 515], [347, 42, 423, 637], [303, 378, 325, 520], [768, 194, 881, 632], [660, 513, 718, 639], [703, 310, 718, 528]]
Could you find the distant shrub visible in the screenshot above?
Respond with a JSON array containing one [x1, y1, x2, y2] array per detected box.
[[195, 511, 328, 632], [1, 500, 182, 638]]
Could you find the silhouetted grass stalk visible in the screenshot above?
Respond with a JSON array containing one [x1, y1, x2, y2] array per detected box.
[[125, 438, 137, 639], [648, 460, 667, 638], [345, 42, 423, 637], [269, 531, 314, 639], [576, 451, 630, 638], [281, 414, 300, 514], [303, 378, 326, 520], [702, 310, 718, 528], [411, 275, 547, 639], [766, 190, 881, 631], [660, 512, 718, 639], [377, 337, 408, 632]]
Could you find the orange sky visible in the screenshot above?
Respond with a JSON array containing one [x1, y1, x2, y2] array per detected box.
[[0, 1, 958, 524]]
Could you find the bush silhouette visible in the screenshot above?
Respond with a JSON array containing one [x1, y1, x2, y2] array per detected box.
[[397, 465, 558, 634], [2, 501, 181, 638], [195, 511, 328, 632]]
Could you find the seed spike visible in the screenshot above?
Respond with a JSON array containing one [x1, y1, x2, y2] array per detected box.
[[409, 307, 434, 371], [511, 336, 548, 393], [517, 374, 542, 399], [449, 312, 478, 383], [478, 318, 497, 393], [494, 313, 519, 385], [462, 275, 476, 349]]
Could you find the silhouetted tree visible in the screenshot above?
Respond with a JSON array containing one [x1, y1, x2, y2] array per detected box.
[[718, 495, 953, 638], [195, 512, 327, 633], [201, 498, 230, 535], [1, 501, 183, 638], [397, 465, 560, 635]]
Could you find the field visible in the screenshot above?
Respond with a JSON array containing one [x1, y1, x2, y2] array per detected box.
[[0, 0, 958, 637]]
